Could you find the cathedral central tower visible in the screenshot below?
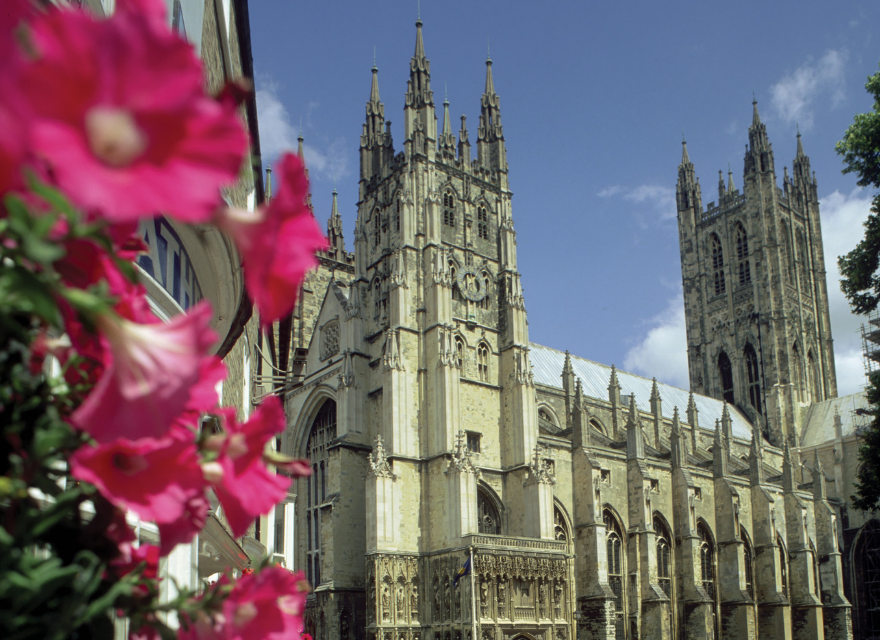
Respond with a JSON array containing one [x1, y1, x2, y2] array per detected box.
[[676, 102, 837, 446]]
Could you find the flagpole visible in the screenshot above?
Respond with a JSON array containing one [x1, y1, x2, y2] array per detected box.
[[469, 546, 477, 640]]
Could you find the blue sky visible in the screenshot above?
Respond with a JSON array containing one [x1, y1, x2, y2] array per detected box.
[[248, 0, 880, 397]]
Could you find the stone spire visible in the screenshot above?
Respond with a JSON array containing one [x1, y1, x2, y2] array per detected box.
[[676, 138, 701, 217], [571, 377, 590, 450], [626, 395, 645, 460], [727, 164, 735, 192], [408, 19, 433, 108], [671, 406, 686, 469], [686, 391, 699, 453], [477, 55, 506, 171], [458, 114, 470, 164], [718, 169, 726, 199], [438, 95, 456, 158], [745, 98, 774, 174], [812, 449, 827, 500], [721, 401, 732, 456], [326, 189, 346, 261], [713, 419, 728, 478], [650, 377, 662, 448], [404, 19, 435, 159], [361, 63, 390, 181], [608, 364, 620, 400], [796, 127, 805, 158], [562, 350, 576, 429], [712, 420, 727, 478], [749, 429, 764, 486]]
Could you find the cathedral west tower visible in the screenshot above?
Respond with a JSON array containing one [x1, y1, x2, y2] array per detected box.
[[676, 101, 838, 447]]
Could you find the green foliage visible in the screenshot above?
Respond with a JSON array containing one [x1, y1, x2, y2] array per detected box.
[[838, 63, 880, 511]]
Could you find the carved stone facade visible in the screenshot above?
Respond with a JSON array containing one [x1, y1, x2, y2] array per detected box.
[[278, 19, 877, 640]]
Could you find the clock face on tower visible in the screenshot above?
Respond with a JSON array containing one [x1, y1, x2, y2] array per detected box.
[[456, 266, 488, 302]]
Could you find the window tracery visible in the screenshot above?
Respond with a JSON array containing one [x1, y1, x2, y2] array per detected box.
[[477, 489, 500, 534], [604, 510, 625, 639], [744, 343, 762, 416], [306, 400, 336, 588], [654, 516, 672, 597], [443, 191, 455, 227], [477, 343, 489, 381], [710, 233, 725, 295], [719, 351, 734, 405], [735, 223, 750, 285]]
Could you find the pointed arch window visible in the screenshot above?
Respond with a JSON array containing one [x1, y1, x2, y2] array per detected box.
[[719, 351, 734, 405], [394, 199, 401, 233], [477, 206, 489, 240], [808, 350, 820, 401], [443, 191, 455, 227], [698, 523, 717, 608], [477, 489, 500, 534], [792, 343, 805, 403], [744, 343, 762, 416], [797, 229, 810, 291], [305, 400, 337, 588], [654, 515, 673, 597], [554, 505, 570, 543], [373, 208, 381, 247], [777, 535, 790, 599], [477, 343, 489, 382], [604, 510, 625, 640], [710, 233, 725, 296], [780, 221, 795, 284], [454, 336, 464, 370], [735, 223, 751, 285], [741, 527, 755, 601]]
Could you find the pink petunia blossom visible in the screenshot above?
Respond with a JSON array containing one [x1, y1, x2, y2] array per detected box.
[[70, 430, 207, 555], [207, 397, 290, 538], [178, 566, 310, 640], [1, 1, 247, 223], [156, 492, 209, 556], [112, 542, 160, 583], [215, 153, 327, 325], [70, 301, 220, 443]]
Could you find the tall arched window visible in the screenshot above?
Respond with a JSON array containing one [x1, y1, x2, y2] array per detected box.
[[780, 221, 795, 284], [797, 229, 810, 291], [454, 336, 464, 370], [394, 199, 401, 233], [809, 539, 821, 596], [710, 234, 725, 296], [854, 519, 880, 638], [744, 343, 762, 416], [554, 505, 570, 544], [477, 206, 489, 239], [741, 527, 755, 601], [719, 351, 734, 405], [792, 343, 805, 403], [305, 400, 337, 588], [808, 350, 821, 402], [477, 488, 500, 534], [478, 271, 491, 310], [777, 535, 790, 599], [373, 209, 381, 247], [443, 191, 455, 227], [735, 223, 751, 286], [477, 343, 489, 382], [654, 515, 673, 597], [605, 510, 625, 640], [698, 523, 716, 603]]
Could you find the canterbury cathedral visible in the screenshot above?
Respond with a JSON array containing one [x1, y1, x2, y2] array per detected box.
[[270, 19, 880, 640]]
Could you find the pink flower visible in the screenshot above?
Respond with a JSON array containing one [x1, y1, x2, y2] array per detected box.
[[207, 397, 290, 538], [179, 567, 310, 640], [0, 0, 39, 62], [71, 302, 221, 443], [2, 2, 246, 223], [216, 154, 327, 324], [70, 430, 207, 555], [156, 492, 209, 556], [112, 543, 160, 583]]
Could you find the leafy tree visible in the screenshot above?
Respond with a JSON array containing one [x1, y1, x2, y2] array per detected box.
[[837, 63, 880, 511]]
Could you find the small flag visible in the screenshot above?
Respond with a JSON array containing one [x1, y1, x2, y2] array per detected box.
[[453, 556, 471, 588]]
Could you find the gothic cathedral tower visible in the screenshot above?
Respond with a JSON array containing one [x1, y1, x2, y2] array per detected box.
[[676, 101, 837, 447]]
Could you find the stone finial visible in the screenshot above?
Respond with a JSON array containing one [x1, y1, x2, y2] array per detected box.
[[449, 430, 479, 476], [608, 364, 620, 399], [681, 137, 690, 166], [782, 443, 797, 493], [721, 401, 732, 455], [727, 164, 736, 193], [833, 408, 843, 440], [626, 394, 645, 460], [368, 435, 395, 479], [382, 329, 404, 372], [671, 407, 685, 469], [713, 419, 728, 478], [572, 377, 590, 450], [687, 391, 699, 453], [749, 429, 764, 486], [525, 444, 555, 486], [563, 350, 574, 375], [812, 450, 827, 500]]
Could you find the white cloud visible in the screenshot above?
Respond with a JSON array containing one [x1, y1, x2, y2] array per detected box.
[[255, 75, 350, 183], [599, 184, 677, 221], [769, 49, 847, 130], [624, 294, 689, 389], [819, 188, 874, 395]]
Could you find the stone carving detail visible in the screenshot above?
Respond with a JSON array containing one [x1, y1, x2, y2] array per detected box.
[[448, 430, 480, 476], [338, 349, 355, 388], [344, 282, 361, 319], [366, 554, 420, 629], [321, 320, 340, 361], [511, 349, 535, 386], [367, 435, 395, 479], [381, 581, 391, 621], [382, 329, 404, 372], [524, 444, 555, 486]]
